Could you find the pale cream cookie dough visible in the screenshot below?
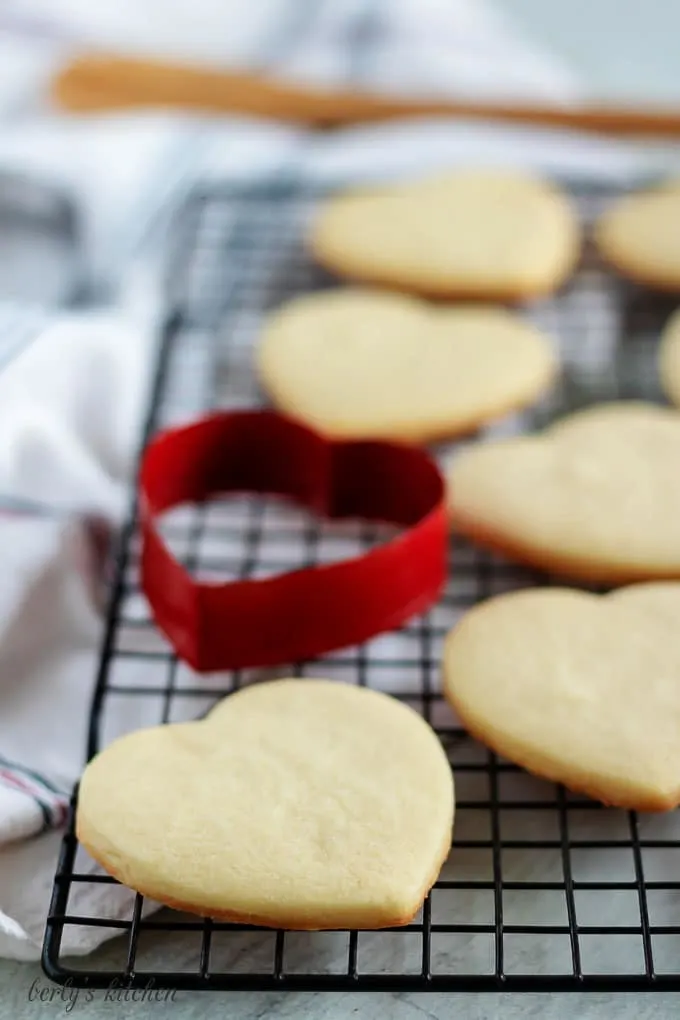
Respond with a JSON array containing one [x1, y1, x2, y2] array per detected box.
[[658, 308, 680, 406], [447, 401, 680, 584], [443, 582, 680, 810], [309, 170, 580, 300], [77, 678, 455, 930], [257, 288, 557, 443], [595, 180, 680, 290]]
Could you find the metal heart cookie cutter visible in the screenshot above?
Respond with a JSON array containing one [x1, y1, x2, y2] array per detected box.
[[139, 410, 447, 671]]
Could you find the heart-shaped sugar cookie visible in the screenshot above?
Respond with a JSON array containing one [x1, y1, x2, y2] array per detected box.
[[77, 679, 454, 929], [310, 170, 579, 299], [443, 583, 680, 810], [257, 289, 556, 443], [447, 401, 680, 583], [595, 180, 680, 290]]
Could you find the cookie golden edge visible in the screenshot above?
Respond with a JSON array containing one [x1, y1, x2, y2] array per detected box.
[[442, 597, 680, 812], [258, 376, 559, 446], [448, 502, 680, 585], [594, 245, 680, 293], [304, 255, 577, 304], [76, 813, 453, 930]]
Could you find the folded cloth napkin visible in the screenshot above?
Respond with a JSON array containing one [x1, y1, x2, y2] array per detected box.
[[0, 0, 679, 963]]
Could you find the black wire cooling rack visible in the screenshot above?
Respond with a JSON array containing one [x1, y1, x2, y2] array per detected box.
[[42, 178, 680, 992]]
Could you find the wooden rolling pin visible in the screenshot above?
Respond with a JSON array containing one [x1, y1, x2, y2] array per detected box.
[[53, 54, 680, 137]]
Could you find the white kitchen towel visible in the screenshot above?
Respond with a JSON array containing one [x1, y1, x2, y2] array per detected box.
[[0, 0, 677, 964], [1, 0, 582, 102]]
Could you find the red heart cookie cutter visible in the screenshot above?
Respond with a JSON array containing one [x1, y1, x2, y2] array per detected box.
[[139, 410, 447, 671]]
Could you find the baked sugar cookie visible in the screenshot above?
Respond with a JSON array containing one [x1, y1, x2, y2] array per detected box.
[[595, 181, 680, 290], [77, 679, 454, 929], [257, 289, 557, 443], [447, 402, 680, 584], [310, 170, 579, 300], [443, 583, 680, 810], [658, 308, 680, 406]]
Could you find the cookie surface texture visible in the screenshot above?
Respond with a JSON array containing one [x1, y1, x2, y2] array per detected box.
[[443, 583, 680, 810], [447, 401, 680, 583], [309, 170, 579, 299], [257, 289, 556, 443], [77, 678, 454, 929], [595, 181, 680, 290], [658, 308, 680, 406]]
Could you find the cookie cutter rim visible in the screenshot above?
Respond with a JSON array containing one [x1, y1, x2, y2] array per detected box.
[[139, 409, 448, 671]]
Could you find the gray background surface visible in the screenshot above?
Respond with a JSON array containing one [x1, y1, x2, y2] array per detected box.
[[505, 0, 680, 105]]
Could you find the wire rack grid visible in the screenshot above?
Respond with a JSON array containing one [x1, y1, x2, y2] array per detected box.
[[42, 178, 680, 993]]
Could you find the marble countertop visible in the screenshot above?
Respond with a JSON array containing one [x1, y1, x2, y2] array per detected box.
[[5, 954, 680, 1020]]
